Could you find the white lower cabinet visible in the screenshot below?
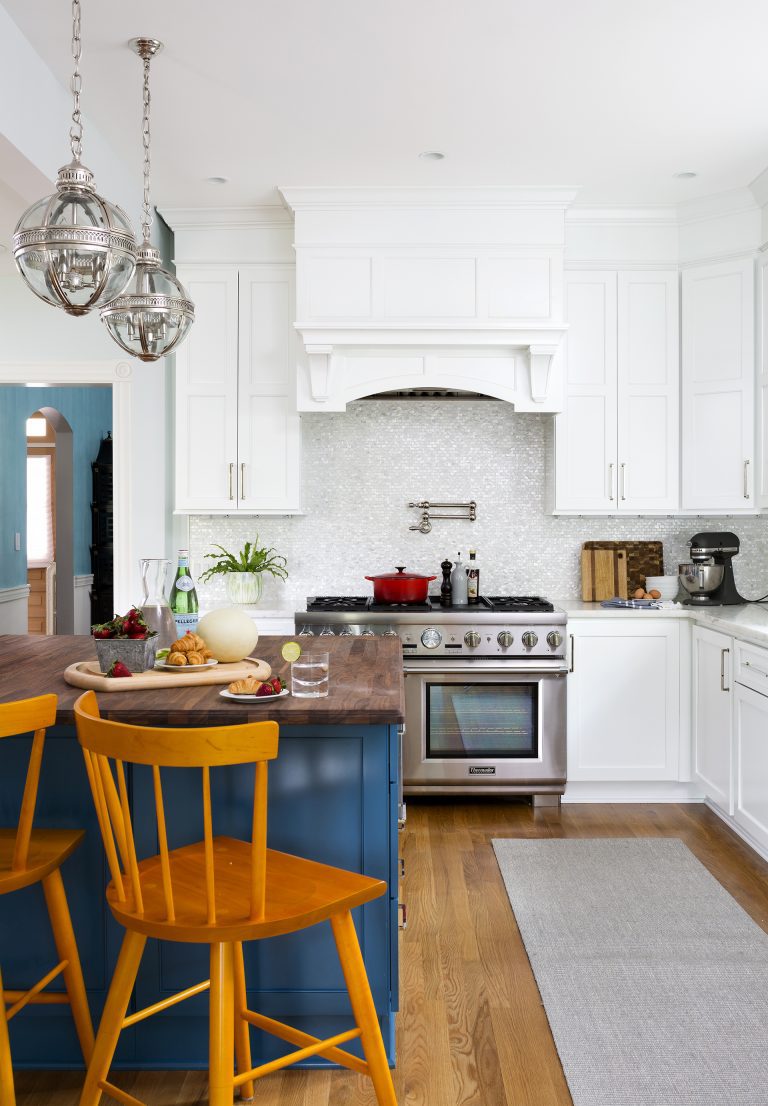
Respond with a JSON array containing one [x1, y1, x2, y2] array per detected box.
[[733, 641, 768, 853], [567, 619, 682, 781], [692, 625, 733, 813]]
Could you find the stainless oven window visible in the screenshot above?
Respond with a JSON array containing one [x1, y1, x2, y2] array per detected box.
[[425, 682, 539, 759]]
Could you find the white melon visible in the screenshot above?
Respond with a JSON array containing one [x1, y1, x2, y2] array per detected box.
[[197, 607, 259, 662]]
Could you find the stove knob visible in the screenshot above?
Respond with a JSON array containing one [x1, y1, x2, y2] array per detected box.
[[383, 630, 400, 637], [547, 630, 563, 649], [464, 630, 481, 648], [497, 630, 514, 649], [361, 629, 375, 637], [521, 631, 538, 649], [421, 627, 442, 649], [338, 627, 353, 637]]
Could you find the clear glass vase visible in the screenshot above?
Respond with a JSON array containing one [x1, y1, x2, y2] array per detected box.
[[139, 557, 178, 648], [225, 571, 263, 605]]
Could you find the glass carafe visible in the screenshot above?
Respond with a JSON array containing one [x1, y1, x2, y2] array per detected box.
[[139, 558, 178, 649]]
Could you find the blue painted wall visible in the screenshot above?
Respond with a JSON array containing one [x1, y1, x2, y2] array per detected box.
[[0, 387, 112, 589]]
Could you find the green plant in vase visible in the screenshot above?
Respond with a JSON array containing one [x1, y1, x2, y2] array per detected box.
[[198, 539, 288, 605]]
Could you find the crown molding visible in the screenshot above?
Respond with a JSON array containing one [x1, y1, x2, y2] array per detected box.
[[566, 205, 677, 227], [749, 164, 768, 209], [279, 186, 581, 212], [676, 187, 759, 226], [157, 206, 293, 230]]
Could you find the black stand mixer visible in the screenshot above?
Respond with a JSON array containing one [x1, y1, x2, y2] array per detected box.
[[678, 531, 746, 605]]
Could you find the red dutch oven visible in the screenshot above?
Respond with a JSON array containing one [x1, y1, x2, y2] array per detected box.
[[365, 566, 437, 604]]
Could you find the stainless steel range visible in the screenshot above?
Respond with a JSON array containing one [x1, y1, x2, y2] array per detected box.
[[295, 596, 567, 806]]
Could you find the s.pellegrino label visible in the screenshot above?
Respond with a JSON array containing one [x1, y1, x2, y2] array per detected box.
[[169, 549, 199, 635]]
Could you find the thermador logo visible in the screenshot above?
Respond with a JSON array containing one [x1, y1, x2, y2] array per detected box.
[[468, 765, 496, 775]]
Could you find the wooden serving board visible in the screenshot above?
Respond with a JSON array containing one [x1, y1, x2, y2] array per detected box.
[[63, 656, 272, 693], [581, 547, 628, 601], [581, 540, 664, 600]]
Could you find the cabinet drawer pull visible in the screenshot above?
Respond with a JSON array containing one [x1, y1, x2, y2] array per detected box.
[[744, 459, 750, 500], [240, 462, 246, 500], [228, 463, 234, 501], [721, 647, 730, 692], [608, 463, 615, 501], [743, 660, 768, 679], [620, 462, 627, 501]]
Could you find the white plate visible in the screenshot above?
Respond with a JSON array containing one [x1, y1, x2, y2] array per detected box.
[[155, 659, 219, 671], [219, 687, 289, 702]]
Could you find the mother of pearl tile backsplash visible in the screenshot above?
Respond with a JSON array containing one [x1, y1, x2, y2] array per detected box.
[[189, 401, 768, 611]]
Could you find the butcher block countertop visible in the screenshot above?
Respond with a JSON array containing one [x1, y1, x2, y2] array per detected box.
[[0, 634, 405, 727]]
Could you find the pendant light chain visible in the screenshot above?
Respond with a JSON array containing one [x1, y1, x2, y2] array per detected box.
[[69, 0, 83, 162], [141, 52, 153, 242]]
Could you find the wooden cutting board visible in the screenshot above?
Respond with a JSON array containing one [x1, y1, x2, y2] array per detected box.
[[63, 656, 272, 693], [581, 547, 629, 601], [581, 541, 664, 600]]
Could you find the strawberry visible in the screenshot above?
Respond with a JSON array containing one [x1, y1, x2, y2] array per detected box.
[[106, 660, 133, 678], [126, 631, 147, 639], [255, 682, 275, 696], [270, 677, 283, 694]]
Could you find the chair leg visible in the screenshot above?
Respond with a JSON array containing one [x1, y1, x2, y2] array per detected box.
[[330, 911, 397, 1106], [42, 868, 95, 1063], [0, 965, 16, 1106], [79, 930, 146, 1106], [209, 943, 235, 1106], [232, 942, 254, 1100]]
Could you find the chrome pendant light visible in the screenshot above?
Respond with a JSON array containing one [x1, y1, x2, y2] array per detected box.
[[12, 0, 137, 316], [101, 39, 194, 362]]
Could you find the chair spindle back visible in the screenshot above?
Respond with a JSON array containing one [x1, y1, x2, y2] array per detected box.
[[0, 694, 57, 871], [73, 690, 279, 924]]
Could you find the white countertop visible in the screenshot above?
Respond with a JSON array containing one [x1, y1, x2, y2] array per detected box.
[[557, 599, 768, 649]]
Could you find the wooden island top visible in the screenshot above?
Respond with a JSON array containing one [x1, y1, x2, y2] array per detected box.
[[0, 633, 405, 727]]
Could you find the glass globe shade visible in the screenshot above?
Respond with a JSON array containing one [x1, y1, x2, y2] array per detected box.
[[100, 242, 195, 362], [12, 161, 137, 316]]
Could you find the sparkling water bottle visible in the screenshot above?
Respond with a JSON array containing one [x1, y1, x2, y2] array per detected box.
[[169, 549, 199, 636]]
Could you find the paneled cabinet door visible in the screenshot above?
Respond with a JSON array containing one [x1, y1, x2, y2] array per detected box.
[[617, 270, 679, 511], [554, 269, 678, 513], [567, 619, 681, 781], [692, 625, 733, 813], [554, 272, 618, 511], [175, 268, 239, 511], [681, 257, 755, 511], [758, 252, 768, 508], [734, 681, 768, 854]]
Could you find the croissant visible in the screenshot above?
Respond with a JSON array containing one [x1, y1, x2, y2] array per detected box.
[[186, 651, 205, 666], [167, 651, 187, 666], [171, 635, 197, 654], [228, 677, 262, 695]]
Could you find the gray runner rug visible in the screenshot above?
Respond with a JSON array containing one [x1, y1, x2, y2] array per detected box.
[[492, 838, 768, 1106]]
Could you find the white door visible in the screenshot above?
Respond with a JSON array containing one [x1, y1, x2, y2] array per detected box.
[[175, 268, 239, 511], [617, 271, 679, 511], [692, 625, 733, 813], [567, 619, 681, 781], [681, 257, 755, 511], [554, 272, 618, 511], [237, 266, 301, 512], [734, 682, 768, 853]]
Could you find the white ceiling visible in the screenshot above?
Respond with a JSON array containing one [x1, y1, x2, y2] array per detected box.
[[3, 0, 768, 212]]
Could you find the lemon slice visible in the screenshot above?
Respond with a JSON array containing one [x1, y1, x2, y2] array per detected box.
[[281, 640, 302, 663]]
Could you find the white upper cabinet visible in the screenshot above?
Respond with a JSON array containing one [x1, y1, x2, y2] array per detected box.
[[554, 269, 679, 513], [681, 257, 755, 512], [174, 265, 301, 514], [758, 253, 768, 509]]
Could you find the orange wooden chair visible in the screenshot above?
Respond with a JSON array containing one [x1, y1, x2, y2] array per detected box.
[[0, 694, 94, 1106], [73, 689, 397, 1106]]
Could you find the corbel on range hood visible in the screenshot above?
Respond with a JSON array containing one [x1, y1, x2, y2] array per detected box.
[[279, 186, 578, 412]]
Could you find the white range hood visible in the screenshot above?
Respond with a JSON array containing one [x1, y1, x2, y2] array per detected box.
[[279, 186, 577, 412]]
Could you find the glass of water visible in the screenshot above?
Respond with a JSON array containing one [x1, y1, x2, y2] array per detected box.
[[291, 652, 330, 698]]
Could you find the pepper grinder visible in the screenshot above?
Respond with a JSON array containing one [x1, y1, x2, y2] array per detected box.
[[440, 559, 453, 607]]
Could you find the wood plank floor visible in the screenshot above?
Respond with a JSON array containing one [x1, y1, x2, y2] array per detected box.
[[15, 800, 768, 1106]]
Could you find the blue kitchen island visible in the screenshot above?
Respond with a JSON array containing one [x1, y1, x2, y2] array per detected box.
[[0, 633, 404, 1071]]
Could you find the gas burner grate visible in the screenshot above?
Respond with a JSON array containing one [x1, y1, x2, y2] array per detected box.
[[485, 596, 555, 613], [306, 596, 371, 612]]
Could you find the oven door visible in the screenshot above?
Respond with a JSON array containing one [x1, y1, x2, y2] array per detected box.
[[403, 661, 567, 790]]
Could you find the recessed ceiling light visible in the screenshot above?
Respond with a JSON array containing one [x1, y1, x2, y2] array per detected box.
[[419, 151, 445, 161], [206, 176, 229, 184], [674, 171, 697, 179]]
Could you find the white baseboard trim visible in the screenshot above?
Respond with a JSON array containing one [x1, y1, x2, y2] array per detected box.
[[563, 780, 705, 803], [704, 800, 768, 865]]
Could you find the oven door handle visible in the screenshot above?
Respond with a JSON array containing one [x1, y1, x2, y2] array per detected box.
[[403, 663, 568, 676]]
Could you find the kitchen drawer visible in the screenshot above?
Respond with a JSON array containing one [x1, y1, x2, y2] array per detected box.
[[734, 640, 768, 696]]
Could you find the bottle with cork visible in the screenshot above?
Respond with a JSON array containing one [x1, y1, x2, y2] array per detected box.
[[467, 548, 480, 604]]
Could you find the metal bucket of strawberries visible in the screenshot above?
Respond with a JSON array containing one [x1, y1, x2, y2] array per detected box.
[[92, 608, 159, 675]]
